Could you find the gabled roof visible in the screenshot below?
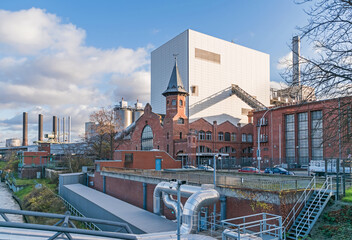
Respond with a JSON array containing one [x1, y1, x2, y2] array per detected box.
[[162, 60, 189, 96]]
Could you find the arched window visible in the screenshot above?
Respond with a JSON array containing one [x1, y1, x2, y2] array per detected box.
[[178, 118, 184, 124], [198, 146, 205, 153], [218, 132, 224, 141], [199, 131, 205, 140], [206, 147, 212, 153], [141, 125, 153, 150], [206, 131, 212, 140]]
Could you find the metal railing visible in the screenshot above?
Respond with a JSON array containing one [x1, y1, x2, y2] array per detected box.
[[294, 177, 332, 238], [0, 208, 136, 240], [103, 167, 313, 191], [222, 213, 283, 240], [282, 176, 316, 237]]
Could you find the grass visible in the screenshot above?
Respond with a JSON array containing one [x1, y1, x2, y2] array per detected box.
[[0, 161, 6, 169], [342, 186, 352, 202], [13, 178, 57, 201]]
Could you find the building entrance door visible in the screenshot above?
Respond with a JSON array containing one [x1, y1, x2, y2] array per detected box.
[[155, 158, 162, 171]]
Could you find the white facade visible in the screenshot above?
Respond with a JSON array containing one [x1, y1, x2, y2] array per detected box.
[[151, 29, 270, 124]]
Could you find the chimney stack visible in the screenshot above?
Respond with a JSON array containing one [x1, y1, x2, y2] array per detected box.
[[23, 112, 28, 146], [68, 116, 71, 143], [292, 36, 300, 86], [53, 116, 57, 141], [62, 117, 66, 142], [38, 114, 43, 141], [57, 117, 60, 142]]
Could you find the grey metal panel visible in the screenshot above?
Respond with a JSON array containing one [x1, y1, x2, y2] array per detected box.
[[61, 184, 176, 234]]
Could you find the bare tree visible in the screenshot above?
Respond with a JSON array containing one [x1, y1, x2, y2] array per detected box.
[[279, 0, 352, 157], [87, 106, 123, 160]]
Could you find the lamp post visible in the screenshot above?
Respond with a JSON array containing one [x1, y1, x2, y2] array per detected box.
[[172, 179, 186, 240]]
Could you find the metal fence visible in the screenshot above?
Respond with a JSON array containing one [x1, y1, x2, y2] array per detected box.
[[103, 167, 313, 191]]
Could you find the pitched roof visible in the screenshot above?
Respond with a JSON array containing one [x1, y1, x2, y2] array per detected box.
[[162, 60, 189, 96]]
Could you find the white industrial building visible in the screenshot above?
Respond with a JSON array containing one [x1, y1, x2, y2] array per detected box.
[[151, 29, 270, 124]]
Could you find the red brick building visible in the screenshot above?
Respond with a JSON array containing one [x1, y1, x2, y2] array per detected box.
[[253, 96, 352, 168], [116, 60, 254, 168]]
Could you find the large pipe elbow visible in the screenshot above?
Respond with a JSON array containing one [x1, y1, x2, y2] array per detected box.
[[162, 193, 183, 218], [180, 189, 220, 234]]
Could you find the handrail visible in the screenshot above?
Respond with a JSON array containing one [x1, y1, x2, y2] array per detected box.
[[282, 176, 315, 235], [295, 177, 332, 238]]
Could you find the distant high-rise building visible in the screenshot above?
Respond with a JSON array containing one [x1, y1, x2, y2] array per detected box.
[[151, 29, 270, 124]]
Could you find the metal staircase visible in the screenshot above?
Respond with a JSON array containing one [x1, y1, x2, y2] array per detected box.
[[231, 84, 267, 110], [283, 177, 333, 240]]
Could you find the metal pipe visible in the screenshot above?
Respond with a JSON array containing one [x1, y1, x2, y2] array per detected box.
[[153, 182, 201, 215], [162, 192, 183, 218], [180, 187, 219, 234], [143, 183, 147, 210]]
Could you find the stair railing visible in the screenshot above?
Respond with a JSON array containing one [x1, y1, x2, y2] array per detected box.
[[282, 176, 316, 238], [295, 177, 332, 239]]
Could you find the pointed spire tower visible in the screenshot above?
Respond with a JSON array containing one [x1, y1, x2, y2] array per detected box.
[[163, 57, 189, 118]]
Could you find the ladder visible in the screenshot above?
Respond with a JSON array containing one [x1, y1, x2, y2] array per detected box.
[[284, 177, 333, 239], [231, 84, 267, 110]]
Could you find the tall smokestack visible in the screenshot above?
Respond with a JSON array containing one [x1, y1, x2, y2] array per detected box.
[[22, 112, 28, 146], [62, 117, 66, 142], [57, 117, 60, 142], [292, 36, 300, 86], [53, 116, 57, 141], [68, 116, 71, 143], [38, 114, 43, 141]]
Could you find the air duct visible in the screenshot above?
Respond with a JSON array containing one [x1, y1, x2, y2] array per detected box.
[[22, 112, 28, 146], [162, 192, 183, 218], [38, 114, 43, 141], [153, 182, 219, 234]]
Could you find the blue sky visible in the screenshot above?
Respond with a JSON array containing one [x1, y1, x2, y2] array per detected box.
[[0, 0, 313, 144]]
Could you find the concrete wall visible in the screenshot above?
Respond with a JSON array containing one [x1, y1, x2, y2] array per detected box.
[[58, 173, 85, 195]]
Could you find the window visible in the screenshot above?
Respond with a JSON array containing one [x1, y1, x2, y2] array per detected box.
[[225, 132, 231, 141], [298, 112, 309, 165], [285, 114, 295, 165], [167, 132, 169, 139], [311, 111, 323, 160], [141, 125, 153, 150], [178, 118, 184, 124], [231, 133, 236, 142], [167, 144, 169, 153], [180, 132, 183, 139], [172, 100, 176, 105], [96, 163, 100, 172], [199, 131, 205, 140], [247, 134, 253, 143], [218, 132, 224, 141], [206, 131, 212, 140], [179, 100, 183, 106], [242, 134, 247, 142], [198, 146, 205, 153], [231, 148, 236, 153], [125, 153, 133, 163], [206, 147, 212, 153]]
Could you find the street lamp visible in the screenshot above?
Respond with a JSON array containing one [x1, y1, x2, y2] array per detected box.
[[171, 179, 186, 240]]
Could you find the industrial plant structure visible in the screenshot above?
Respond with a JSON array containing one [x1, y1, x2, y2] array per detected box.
[[151, 29, 270, 125]]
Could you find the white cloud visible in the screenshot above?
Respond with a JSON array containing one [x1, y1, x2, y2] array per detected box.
[[270, 81, 288, 90], [277, 52, 292, 70], [0, 8, 151, 144]]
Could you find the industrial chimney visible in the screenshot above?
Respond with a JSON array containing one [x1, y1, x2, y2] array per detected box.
[[38, 114, 43, 141], [53, 116, 57, 141], [62, 117, 65, 142], [292, 36, 300, 86], [68, 116, 71, 143], [22, 112, 28, 146], [57, 117, 60, 143]]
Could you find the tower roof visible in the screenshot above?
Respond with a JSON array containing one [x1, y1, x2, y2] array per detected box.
[[162, 60, 189, 96]]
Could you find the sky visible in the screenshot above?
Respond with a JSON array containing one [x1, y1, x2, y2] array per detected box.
[[0, 0, 314, 145]]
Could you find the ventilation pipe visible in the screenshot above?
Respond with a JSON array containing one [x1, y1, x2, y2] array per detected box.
[[22, 112, 28, 146], [153, 182, 219, 235], [153, 182, 201, 215], [162, 192, 183, 218], [180, 186, 219, 234], [38, 114, 43, 141]]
